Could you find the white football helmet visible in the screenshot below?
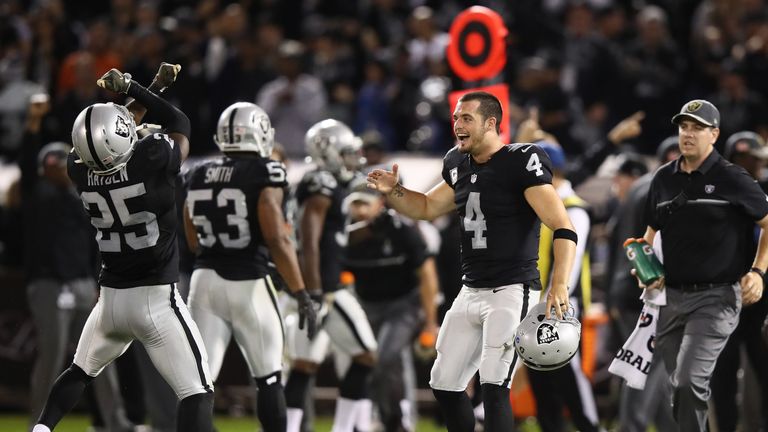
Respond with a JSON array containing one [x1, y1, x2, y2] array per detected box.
[[305, 119, 364, 181], [214, 102, 275, 157], [513, 302, 582, 371], [71, 103, 138, 175]]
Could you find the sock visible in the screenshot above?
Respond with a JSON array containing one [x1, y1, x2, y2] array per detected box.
[[285, 370, 312, 408], [286, 408, 304, 432], [354, 398, 372, 432], [432, 389, 475, 432], [400, 399, 414, 431], [331, 398, 358, 432], [37, 364, 95, 428], [177, 392, 214, 432], [32, 426, 51, 432], [481, 383, 513, 432], [339, 362, 372, 400], [254, 372, 287, 432]]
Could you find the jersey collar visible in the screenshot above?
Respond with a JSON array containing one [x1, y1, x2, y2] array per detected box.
[[673, 148, 720, 174]]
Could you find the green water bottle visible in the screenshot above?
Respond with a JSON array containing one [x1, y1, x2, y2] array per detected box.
[[624, 238, 665, 285]]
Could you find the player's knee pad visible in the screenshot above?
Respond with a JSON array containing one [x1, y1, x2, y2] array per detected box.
[[178, 392, 214, 432], [284, 370, 312, 408], [339, 361, 372, 400]]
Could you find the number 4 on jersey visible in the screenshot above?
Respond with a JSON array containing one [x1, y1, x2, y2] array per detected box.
[[464, 192, 487, 249], [526, 152, 544, 176]]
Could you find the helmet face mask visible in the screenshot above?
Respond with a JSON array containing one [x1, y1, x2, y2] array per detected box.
[[305, 119, 364, 181], [513, 302, 582, 371], [214, 102, 275, 157], [71, 103, 137, 176]]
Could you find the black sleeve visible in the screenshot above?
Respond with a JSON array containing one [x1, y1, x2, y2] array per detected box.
[[126, 82, 190, 137], [515, 144, 553, 190], [399, 222, 428, 269], [566, 139, 615, 187], [729, 167, 768, 221]]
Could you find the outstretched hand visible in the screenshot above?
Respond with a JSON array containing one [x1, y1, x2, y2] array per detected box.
[[608, 111, 645, 145], [97, 69, 132, 94], [367, 163, 400, 195]]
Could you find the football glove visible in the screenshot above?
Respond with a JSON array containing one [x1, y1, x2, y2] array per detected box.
[[97, 69, 132, 94], [154, 62, 181, 91], [295, 289, 319, 339]]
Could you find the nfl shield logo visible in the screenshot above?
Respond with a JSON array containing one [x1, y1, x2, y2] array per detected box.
[[450, 168, 458, 185], [471, 173, 477, 183], [705, 184, 715, 194]]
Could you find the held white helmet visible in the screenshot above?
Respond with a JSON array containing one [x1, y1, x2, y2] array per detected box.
[[513, 302, 582, 371], [214, 102, 275, 157], [71, 103, 138, 176], [305, 119, 364, 181]]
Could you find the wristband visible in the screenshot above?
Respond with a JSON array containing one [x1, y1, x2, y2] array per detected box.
[[750, 267, 766, 278], [553, 228, 578, 244]]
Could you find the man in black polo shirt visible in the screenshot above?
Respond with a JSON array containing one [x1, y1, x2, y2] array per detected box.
[[643, 99, 768, 431]]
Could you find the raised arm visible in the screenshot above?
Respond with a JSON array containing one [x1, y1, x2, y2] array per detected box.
[[97, 68, 190, 161], [125, 63, 181, 124], [367, 163, 456, 221], [525, 183, 576, 319]]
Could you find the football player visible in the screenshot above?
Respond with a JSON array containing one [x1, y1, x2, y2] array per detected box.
[[367, 91, 577, 432], [183, 101, 317, 432], [33, 66, 215, 432], [284, 119, 378, 432]]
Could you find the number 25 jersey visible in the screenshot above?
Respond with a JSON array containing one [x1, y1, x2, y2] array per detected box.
[[441, 144, 553, 288], [186, 155, 288, 280], [68, 133, 181, 288]]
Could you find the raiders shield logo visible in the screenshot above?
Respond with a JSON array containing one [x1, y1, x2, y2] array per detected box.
[[705, 184, 715, 194], [114, 116, 130, 138], [259, 115, 270, 134], [537, 323, 559, 345], [686, 101, 702, 112], [450, 167, 458, 185]]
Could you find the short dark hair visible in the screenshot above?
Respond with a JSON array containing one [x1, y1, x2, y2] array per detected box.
[[458, 91, 503, 134]]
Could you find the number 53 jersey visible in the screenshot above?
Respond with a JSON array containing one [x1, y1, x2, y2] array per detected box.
[[185, 154, 288, 280], [68, 132, 182, 288], [441, 144, 553, 288]]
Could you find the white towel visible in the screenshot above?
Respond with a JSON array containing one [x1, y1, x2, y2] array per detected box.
[[608, 288, 667, 389]]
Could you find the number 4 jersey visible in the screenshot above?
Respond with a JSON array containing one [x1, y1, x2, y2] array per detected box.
[[185, 154, 288, 280], [68, 132, 182, 288], [441, 143, 553, 288]]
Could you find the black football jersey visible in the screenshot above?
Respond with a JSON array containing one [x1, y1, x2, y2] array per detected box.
[[186, 155, 288, 281], [68, 132, 181, 288], [441, 144, 553, 288], [295, 170, 358, 292]]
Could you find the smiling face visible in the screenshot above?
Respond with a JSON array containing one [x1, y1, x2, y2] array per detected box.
[[453, 99, 493, 155], [677, 119, 719, 163]]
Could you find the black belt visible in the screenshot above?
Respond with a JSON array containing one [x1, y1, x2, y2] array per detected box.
[[668, 282, 732, 292]]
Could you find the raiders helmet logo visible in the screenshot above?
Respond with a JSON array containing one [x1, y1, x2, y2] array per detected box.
[[536, 323, 559, 345], [114, 116, 130, 138], [686, 101, 702, 112]]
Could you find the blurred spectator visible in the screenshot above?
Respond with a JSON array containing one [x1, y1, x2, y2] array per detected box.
[[52, 52, 101, 142], [709, 60, 768, 143], [56, 19, 122, 96], [257, 40, 327, 158], [26, 2, 79, 93], [355, 57, 396, 151], [406, 7, 449, 79]]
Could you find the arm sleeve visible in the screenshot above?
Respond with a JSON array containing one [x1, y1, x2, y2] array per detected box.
[[566, 139, 615, 187], [730, 168, 768, 221], [517, 145, 553, 190], [126, 82, 190, 137]]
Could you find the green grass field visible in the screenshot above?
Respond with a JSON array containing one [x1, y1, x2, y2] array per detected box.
[[0, 414, 550, 431]]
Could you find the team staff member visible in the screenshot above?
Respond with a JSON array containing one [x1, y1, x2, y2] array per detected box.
[[33, 67, 215, 432], [367, 91, 576, 432], [342, 180, 439, 432], [642, 100, 768, 432]]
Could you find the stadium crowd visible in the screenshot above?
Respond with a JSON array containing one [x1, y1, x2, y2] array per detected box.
[[2, 0, 768, 431]]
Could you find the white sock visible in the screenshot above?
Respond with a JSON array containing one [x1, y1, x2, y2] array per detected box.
[[331, 398, 359, 432], [354, 399, 373, 431], [32, 426, 52, 432], [473, 401, 485, 421], [400, 399, 415, 431], [286, 408, 304, 432]]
